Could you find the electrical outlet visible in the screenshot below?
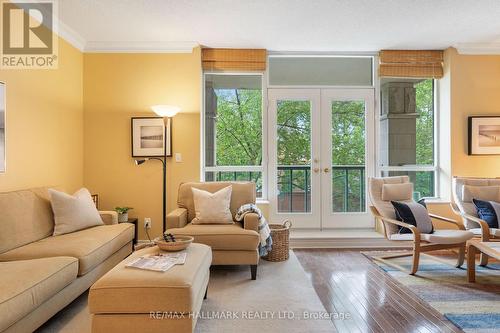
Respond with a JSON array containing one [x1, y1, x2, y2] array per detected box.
[[144, 218, 152, 229], [175, 153, 182, 162]]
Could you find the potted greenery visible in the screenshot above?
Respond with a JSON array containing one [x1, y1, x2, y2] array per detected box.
[[115, 207, 133, 223]]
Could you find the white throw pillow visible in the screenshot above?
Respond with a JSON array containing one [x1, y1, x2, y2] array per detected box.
[[191, 186, 233, 224], [49, 188, 104, 236]]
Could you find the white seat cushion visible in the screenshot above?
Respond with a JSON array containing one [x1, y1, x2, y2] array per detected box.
[[389, 233, 414, 241], [389, 230, 474, 244], [469, 228, 500, 237]]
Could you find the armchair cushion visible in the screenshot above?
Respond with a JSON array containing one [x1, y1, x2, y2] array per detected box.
[[177, 182, 256, 222], [463, 185, 500, 203], [368, 176, 412, 235], [472, 199, 500, 228], [167, 222, 259, 251], [382, 183, 413, 201], [191, 186, 233, 224], [391, 200, 434, 234], [470, 228, 500, 237], [390, 229, 473, 244]]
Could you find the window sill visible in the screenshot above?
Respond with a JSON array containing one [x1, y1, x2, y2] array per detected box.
[[422, 197, 450, 205], [256, 199, 270, 205]]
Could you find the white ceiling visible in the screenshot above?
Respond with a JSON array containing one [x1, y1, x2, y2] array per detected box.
[[58, 0, 500, 53]]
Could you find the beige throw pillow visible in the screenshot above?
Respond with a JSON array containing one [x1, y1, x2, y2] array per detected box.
[[49, 188, 104, 236], [191, 186, 233, 224]]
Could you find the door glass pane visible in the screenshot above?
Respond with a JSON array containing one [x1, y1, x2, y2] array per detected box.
[[276, 100, 311, 213], [331, 101, 366, 212]]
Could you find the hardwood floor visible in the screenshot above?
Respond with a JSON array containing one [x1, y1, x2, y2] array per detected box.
[[294, 249, 463, 333]]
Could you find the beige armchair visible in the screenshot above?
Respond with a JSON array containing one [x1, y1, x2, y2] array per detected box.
[[369, 176, 473, 275], [451, 176, 500, 265], [167, 181, 260, 280]]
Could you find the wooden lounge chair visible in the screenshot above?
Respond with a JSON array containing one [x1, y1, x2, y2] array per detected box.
[[451, 176, 500, 265], [368, 176, 474, 275]]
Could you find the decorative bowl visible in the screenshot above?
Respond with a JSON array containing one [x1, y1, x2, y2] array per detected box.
[[154, 235, 193, 252]]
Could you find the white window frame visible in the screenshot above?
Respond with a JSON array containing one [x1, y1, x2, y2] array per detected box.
[[377, 79, 440, 199], [201, 72, 268, 200]]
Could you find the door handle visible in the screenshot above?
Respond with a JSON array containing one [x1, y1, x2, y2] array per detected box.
[[313, 168, 320, 173], [324, 168, 330, 173]]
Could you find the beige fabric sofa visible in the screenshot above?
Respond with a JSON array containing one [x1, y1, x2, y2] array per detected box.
[[167, 181, 260, 279], [0, 187, 134, 333]]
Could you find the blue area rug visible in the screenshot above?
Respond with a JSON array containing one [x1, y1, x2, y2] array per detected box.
[[365, 251, 500, 333]]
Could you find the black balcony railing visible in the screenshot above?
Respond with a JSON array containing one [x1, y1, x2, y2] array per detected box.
[[206, 165, 366, 213], [277, 165, 365, 213]]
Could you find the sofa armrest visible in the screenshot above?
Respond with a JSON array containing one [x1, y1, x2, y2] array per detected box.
[[243, 213, 259, 233], [167, 208, 188, 229], [99, 211, 118, 225]]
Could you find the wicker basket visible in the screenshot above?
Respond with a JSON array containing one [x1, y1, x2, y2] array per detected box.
[[262, 220, 292, 262]]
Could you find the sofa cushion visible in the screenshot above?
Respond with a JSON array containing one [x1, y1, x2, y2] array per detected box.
[[168, 222, 259, 251], [49, 188, 104, 236], [0, 223, 134, 276], [0, 257, 78, 332], [0, 187, 54, 254], [89, 244, 212, 314], [177, 181, 256, 222]]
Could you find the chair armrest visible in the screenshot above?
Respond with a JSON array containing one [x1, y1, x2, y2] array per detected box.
[[428, 213, 465, 230], [167, 208, 188, 229], [459, 212, 490, 241], [371, 209, 421, 242], [243, 213, 259, 232], [99, 211, 118, 225]]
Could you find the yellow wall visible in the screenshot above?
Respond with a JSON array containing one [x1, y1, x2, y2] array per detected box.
[[83, 49, 201, 239], [427, 48, 500, 223], [0, 39, 83, 192], [449, 48, 500, 177]]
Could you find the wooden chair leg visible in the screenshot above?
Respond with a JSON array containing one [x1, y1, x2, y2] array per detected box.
[[480, 252, 489, 266], [456, 244, 465, 267], [467, 243, 476, 282], [410, 246, 420, 275]]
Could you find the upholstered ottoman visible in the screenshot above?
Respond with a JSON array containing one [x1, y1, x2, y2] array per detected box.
[[88, 243, 212, 333]]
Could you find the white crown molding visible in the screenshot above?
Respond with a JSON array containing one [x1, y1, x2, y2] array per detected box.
[[57, 20, 86, 52], [84, 41, 198, 53], [455, 43, 500, 55]]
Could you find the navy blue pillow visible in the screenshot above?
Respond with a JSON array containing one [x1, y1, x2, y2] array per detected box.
[[391, 199, 434, 234], [472, 198, 500, 228]]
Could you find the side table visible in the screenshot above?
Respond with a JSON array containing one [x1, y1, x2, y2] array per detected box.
[[120, 218, 138, 244]]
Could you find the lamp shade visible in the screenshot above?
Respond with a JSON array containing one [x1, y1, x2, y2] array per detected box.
[[151, 105, 181, 118]]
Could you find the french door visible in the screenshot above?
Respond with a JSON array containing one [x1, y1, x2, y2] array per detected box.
[[268, 88, 375, 229]]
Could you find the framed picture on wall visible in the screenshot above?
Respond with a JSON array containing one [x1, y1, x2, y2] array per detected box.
[[131, 117, 172, 157], [468, 116, 500, 155]]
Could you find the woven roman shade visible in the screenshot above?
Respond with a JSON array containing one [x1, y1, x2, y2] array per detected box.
[[379, 50, 444, 78], [202, 48, 266, 71]]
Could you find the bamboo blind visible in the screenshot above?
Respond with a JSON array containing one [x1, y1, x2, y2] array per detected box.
[[379, 50, 444, 78], [202, 48, 267, 71]]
